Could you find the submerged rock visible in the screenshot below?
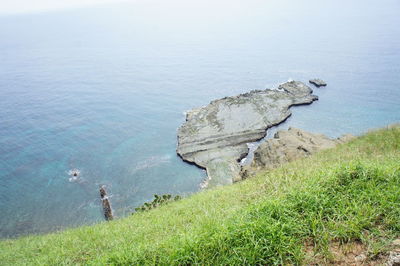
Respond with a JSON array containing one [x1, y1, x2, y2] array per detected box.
[[177, 81, 318, 187], [309, 79, 327, 87], [240, 128, 354, 178]]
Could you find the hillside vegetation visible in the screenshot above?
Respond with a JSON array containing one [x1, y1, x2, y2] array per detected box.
[[1, 126, 399, 265]]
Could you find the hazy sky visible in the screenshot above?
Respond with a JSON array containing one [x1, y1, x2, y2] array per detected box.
[[0, 0, 130, 15]]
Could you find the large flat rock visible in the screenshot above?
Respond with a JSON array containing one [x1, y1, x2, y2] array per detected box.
[[177, 81, 318, 187]]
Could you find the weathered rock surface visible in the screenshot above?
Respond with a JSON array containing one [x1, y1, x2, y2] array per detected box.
[[177, 81, 318, 187], [309, 79, 327, 87], [387, 252, 400, 266], [387, 239, 400, 266], [240, 128, 355, 178]]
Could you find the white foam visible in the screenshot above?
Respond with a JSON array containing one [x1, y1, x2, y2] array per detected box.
[[67, 168, 80, 176], [131, 154, 172, 174], [67, 168, 83, 183]]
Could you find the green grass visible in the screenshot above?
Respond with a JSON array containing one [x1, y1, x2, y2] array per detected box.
[[1, 126, 399, 265]]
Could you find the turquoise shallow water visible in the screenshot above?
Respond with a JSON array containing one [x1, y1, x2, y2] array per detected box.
[[0, 0, 399, 238]]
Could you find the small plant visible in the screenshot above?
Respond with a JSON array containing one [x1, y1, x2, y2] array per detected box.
[[134, 194, 181, 212]]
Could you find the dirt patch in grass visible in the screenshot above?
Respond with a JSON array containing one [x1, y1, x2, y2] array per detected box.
[[304, 239, 400, 265], [305, 241, 377, 265]]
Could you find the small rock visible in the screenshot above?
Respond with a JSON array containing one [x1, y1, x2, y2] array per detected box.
[[355, 253, 367, 262], [309, 79, 327, 87], [387, 251, 400, 266]]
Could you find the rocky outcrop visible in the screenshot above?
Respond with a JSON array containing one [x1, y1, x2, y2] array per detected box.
[[177, 81, 318, 187], [309, 79, 327, 87], [100, 186, 113, 221], [240, 128, 354, 178]]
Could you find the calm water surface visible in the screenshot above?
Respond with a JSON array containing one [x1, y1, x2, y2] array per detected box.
[[1, 0, 399, 237]]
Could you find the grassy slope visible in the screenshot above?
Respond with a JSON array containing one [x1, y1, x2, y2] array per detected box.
[[1, 127, 399, 265]]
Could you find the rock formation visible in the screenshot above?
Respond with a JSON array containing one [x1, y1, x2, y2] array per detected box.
[[100, 186, 113, 221], [177, 81, 318, 187], [240, 127, 354, 179], [309, 79, 327, 87]]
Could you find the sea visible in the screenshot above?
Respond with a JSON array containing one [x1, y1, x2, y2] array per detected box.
[[1, 0, 399, 238]]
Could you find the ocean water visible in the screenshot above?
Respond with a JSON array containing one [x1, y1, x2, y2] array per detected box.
[[1, 0, 399, 238]]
